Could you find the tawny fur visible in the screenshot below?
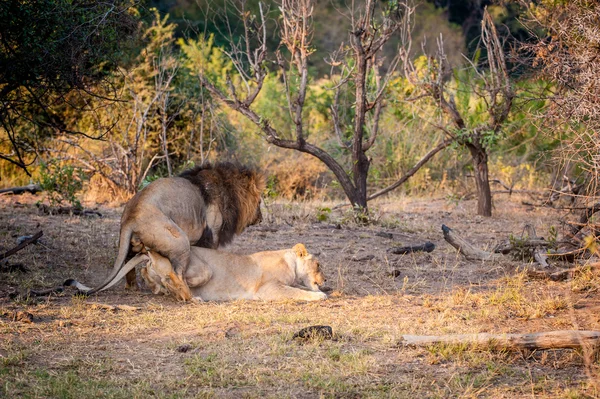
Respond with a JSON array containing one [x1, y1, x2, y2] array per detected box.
[[84, 162, 265, 301], [143, 243, 328, 302]]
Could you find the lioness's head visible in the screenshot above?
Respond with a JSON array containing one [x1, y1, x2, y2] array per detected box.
[[292, 243, 326, 291]]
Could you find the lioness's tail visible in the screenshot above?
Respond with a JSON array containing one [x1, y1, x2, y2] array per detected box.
[[81, 224, 135, 295]]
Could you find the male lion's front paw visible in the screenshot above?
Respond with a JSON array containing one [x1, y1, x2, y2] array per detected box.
[[167, 271, 193, 302]]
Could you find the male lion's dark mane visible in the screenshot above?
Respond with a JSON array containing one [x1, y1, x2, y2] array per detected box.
[[178, 162, 264, 248]]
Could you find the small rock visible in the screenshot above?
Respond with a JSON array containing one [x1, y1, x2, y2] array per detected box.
[[177, 344, 193, 353], [13, 311, 33, 323], [389, 269, 402, 278], [293, 325, 333, 340], [351, 254, 375, 262], [57, 320, 71, 328]]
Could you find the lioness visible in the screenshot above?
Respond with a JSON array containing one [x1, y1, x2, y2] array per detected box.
[[142, 243, 327, 302], [77, 162, 265, 301]]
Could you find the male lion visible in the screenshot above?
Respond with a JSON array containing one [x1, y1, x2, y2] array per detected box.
[[78, 162, 265, 301], [141, 243, 327, 302]]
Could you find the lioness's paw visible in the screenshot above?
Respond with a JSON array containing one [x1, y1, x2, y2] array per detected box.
[[190, 296, 204, 304], [314, 292, 327, 301]]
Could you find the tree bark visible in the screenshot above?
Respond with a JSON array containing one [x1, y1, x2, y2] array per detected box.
[[351, 30, 370, 210], [468, 143, 492, 217]]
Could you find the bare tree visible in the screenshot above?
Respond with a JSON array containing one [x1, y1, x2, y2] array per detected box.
[[520, 0, 600, 240], [42, 12, 182, 196], [0, 0, 138, 175], [198, 0, 450, 212], [400, 9, 514, 216]]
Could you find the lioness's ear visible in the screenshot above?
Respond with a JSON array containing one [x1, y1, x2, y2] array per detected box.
[[147, 251, 158, 264], [293, 243, 308, 258]]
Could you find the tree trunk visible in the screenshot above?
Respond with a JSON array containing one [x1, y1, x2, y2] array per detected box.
[[467, 143, 492, 217], [353, 156, 369, 209]]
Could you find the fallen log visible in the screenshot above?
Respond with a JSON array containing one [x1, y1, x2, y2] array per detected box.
[[0, 231, 43, 261], [399, 330, 600, 350], [0, 184, 42, 195], [442, 225, 502, 261]]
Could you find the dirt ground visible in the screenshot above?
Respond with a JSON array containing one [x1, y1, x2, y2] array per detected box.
[[1, 193, 599, 398]]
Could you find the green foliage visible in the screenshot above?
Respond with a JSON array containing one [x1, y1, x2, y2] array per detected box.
[[264, 175, 279, 201], [179, 34, 234, 93], [316, 207, 332, 222], [38, 162, 86, 209], [0, 0, 137, 91], [0, 0, 562, 204], [0, 0, 140, 173], [139, 174, 162, 191], [548, 226, 558, 247], [508, 233, 530, 262]]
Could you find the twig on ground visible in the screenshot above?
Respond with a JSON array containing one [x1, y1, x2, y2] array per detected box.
[[0, 231, 43, 261]]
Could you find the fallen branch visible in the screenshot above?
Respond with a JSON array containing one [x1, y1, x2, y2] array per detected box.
[[399, 330, 600, 350], [442, 225, 502, 261], [27, 286, 64, 296], [388, 242, 435, 255], [0, 184, 42, 195], [526, 268, 573, 281], [493, 239, 551, 254], [37, 204, 102, 217], [568, 202, 600, 238], [0, 231, 43, 261]]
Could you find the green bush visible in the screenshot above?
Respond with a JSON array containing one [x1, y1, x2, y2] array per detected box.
[[38, 162, 86, 209]]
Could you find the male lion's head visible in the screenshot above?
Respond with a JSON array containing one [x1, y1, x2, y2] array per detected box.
[[292, 243, 326, 291]]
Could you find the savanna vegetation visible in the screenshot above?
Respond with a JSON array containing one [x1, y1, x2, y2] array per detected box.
[[2, 0, 600, 397], [0, 0, 568, 213]]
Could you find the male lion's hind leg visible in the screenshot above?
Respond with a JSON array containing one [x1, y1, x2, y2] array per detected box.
[[125, 234, 146, 290], [125, 267, 144, 291], [125, 269, 137, 289], [256, 282, 327, 301]]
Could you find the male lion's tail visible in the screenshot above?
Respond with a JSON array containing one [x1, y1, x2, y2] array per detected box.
[[78, 224, 135, 295]]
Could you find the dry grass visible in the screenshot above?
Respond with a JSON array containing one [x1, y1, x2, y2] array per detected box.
[[1, 193, 599, 398]]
